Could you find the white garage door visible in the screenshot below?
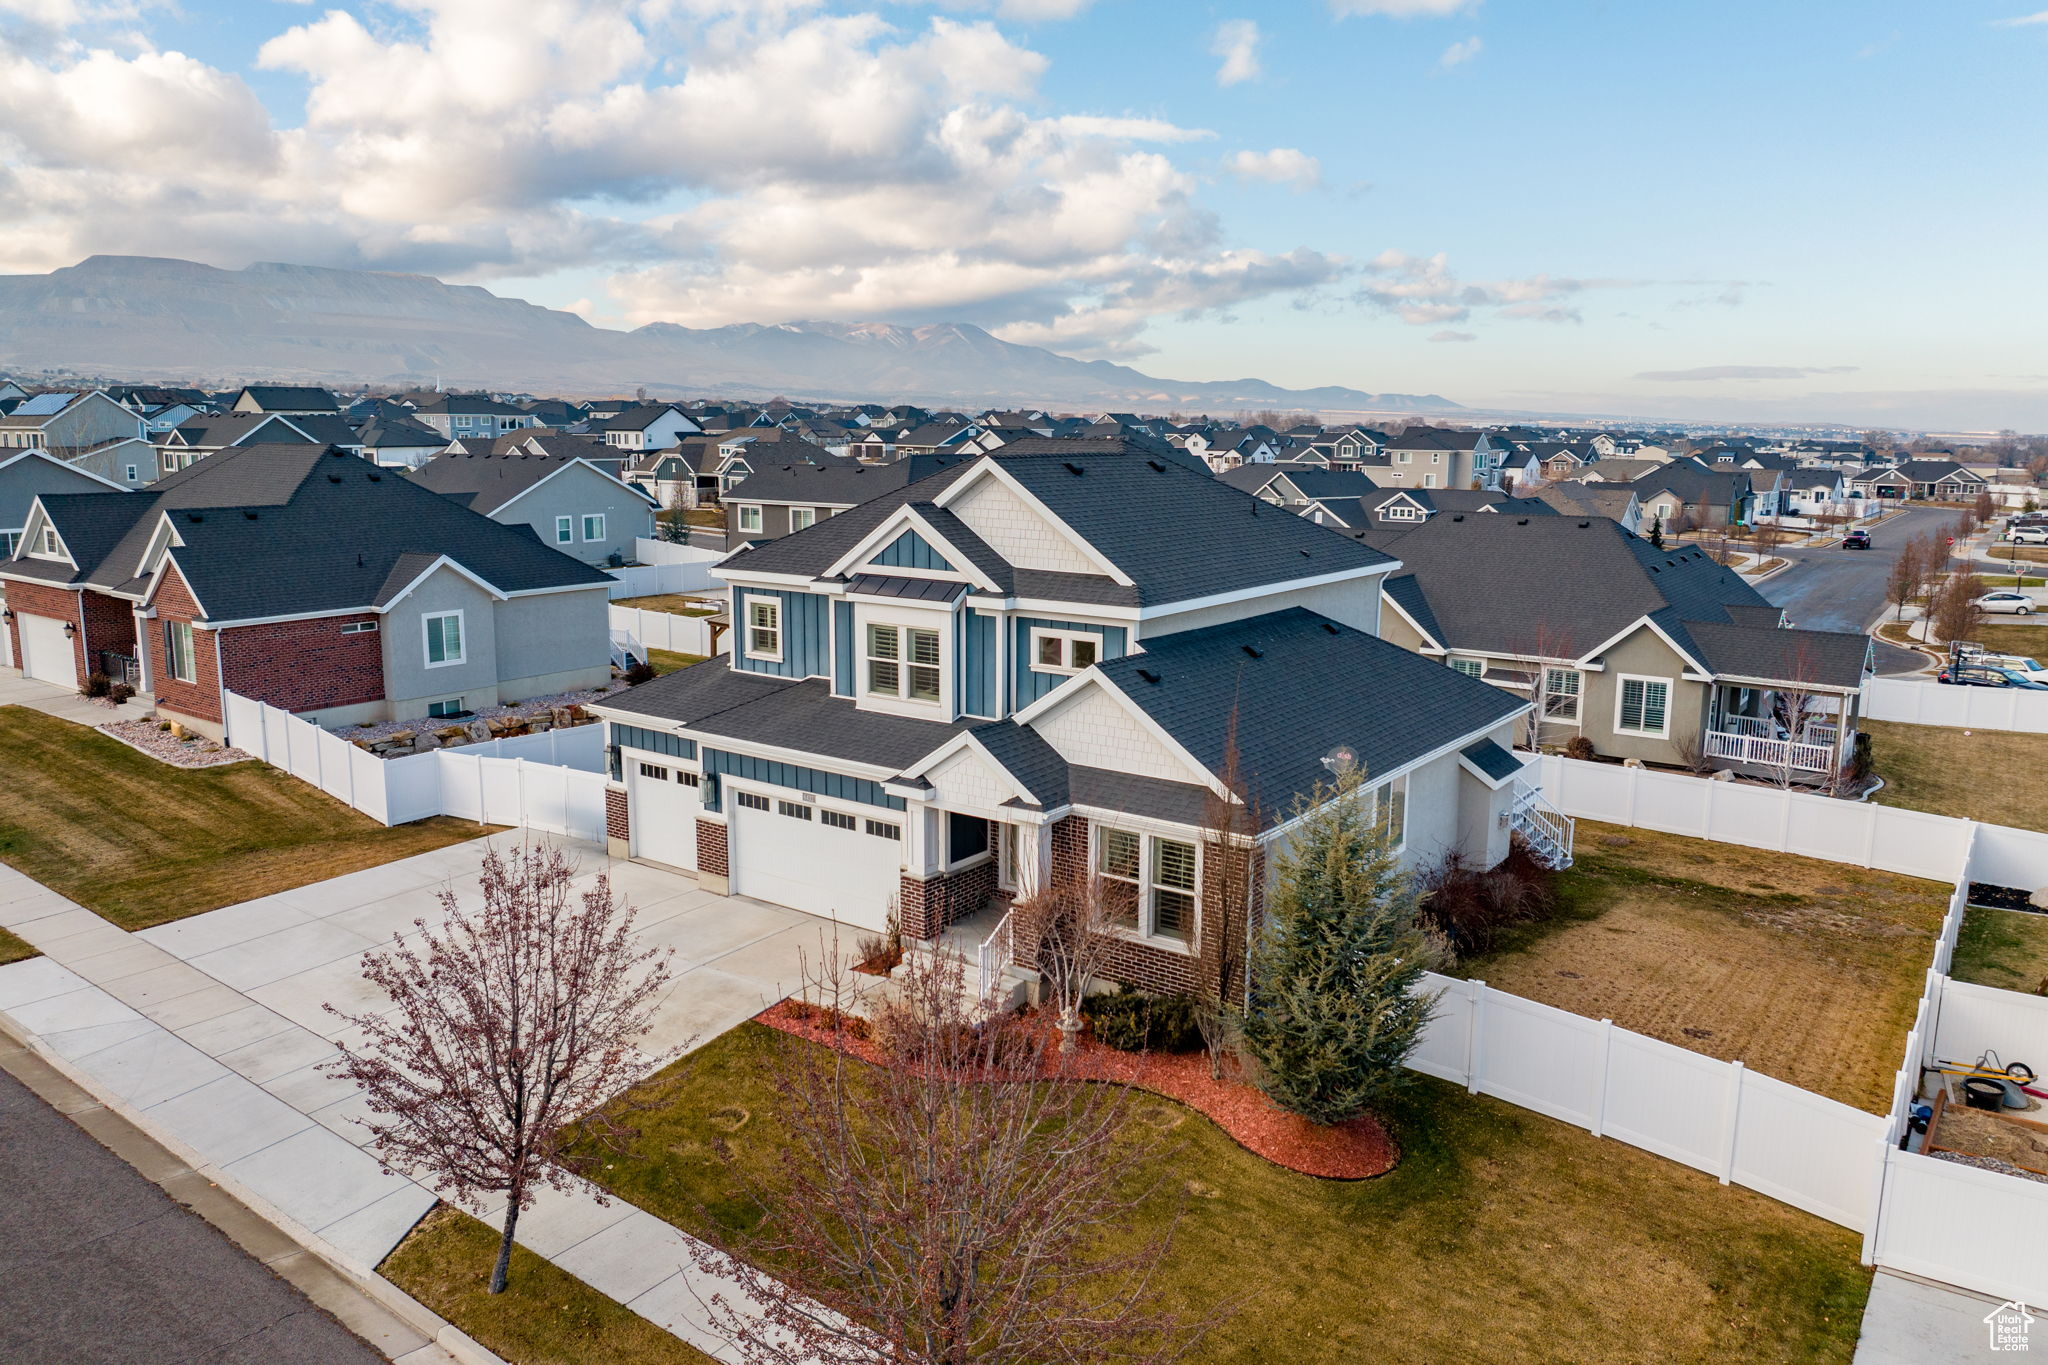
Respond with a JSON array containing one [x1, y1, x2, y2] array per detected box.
[[628, 758, 701, 871], [18, 614, 76, 690], [729, 789, 902, 932]]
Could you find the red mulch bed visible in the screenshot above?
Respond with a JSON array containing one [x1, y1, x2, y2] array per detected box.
[[756, 1001, 1398, 1180]]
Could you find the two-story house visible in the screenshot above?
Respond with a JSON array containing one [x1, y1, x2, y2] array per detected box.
[[409, 450, 658, 566], [408, 394, 541, 442], [597, 404, 703, 453], [592, 444, 1554, 998], [3, 445, 613, 736], [1364, 514, 1871, 783], [1376, 428, 1506, 491], [230, 386, 339, 417]]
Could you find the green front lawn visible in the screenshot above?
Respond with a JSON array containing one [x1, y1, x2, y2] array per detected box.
[[382, 1206, 718, 1365], [646, 649, 709, 676], [568, 1023, 1867, 1365], [1864, 718, 2048, 833], [0, 707, 490, 930], [614, 594, 720, 617], [1951, 905, 2048, 994]]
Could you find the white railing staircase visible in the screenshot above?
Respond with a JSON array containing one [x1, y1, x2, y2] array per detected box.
[[609, 627, 648, 670], [1509, 781, 1576, 870]]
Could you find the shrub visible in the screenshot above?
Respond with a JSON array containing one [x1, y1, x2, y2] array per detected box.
[[108, 682, 135, 705], [1081, 987, 1203, 1053], [79, 672, 111, 699], [622, 661, 657, 686], [1563, 735, 1596, 762], [1416, 841, 1559, 959]]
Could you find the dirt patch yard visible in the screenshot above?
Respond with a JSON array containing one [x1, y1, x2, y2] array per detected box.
[[1453, 822, 1948, 1112]]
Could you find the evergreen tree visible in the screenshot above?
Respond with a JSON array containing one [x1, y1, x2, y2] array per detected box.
[[1239, 769, 1440, 1126], [1649, 516, 1665, 550]]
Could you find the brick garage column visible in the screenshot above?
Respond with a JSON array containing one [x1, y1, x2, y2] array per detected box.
[[696, 818, 729, 894], [898, 859, 1000, 943], [605, 787, 629, 859]]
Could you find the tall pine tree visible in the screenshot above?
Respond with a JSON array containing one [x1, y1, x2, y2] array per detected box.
[[1240, 768, 1440, 1126]]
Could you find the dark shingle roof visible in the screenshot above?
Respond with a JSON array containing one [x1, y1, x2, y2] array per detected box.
[[408, 451, 641, 513], [1095, 608, 1525, 822], [1681, 622, 1870, 689], [722, 454, 971, 507], [1460, 738, 1523, 784], [236, 385, 337, 413]]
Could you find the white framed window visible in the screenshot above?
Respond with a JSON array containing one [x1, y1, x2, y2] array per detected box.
[[865, 818, 901, 840], [778, 800, 813, 820], [1095, 827, 1197, 947], [639, 762, 669, 780], [866, 623, 940, 702], [125, 465, 137, 482], [678, 771, 701, 788], [1396, 451, 1411, 464], [423, 610, 465, 668], [1029, 628, 1100, 676], [427, 697, 466, 718], [1373, 773, 1408, 852], [744, 597, 782, 661], [581, 513, 606, 542], [736, 790, 771, 811], [555, 516, 574, 544], [164, 620, 196, 683], [0, 531, 17, 557], [341, 621, 378, 635], [1382, 504, 1422, 522], [39, 527, 60, 557], [1615, 674, 1672, 737], [821, 809, 856, 830], [1448, 656, 1485, 679], [789, 507, 816, 531], [1542, 667, 1581, 722], [737, 505, 763, 533], [1423, 473, 1440, 488]]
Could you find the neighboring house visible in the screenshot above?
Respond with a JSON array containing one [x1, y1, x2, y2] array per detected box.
[[1376, 428, 1507, 490], [156, 413, 342, 474], [1529, 481, 1644, 533], [2, 444, 614, 737], [0, 391, 146, 453], [597, 404, 702, 452], [1495, 447, 1545, 491], [409, 450, 657, 566], [407, 394, 541, 441], [1773, 468, 1851, 518], [1364, 514, 1871, 784], [1628, 459, 1754, 532], [0, 447, 128, 563], [1894, 459, 1989, 501], [355, 414, 450, 470], [230, 386, 339, 417], [591, 443, 1545, 991], [721, 454, 974, 544]]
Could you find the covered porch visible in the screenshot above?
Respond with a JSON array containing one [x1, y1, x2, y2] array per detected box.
[[1702, 683, 1855, 779]]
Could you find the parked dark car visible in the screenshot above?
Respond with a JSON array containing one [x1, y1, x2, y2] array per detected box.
[[1841, 530, 1872, 549], [1939, 663, 2048, 690]]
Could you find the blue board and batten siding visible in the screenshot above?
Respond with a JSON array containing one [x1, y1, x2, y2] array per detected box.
[[699, 749, 907, 815], [869, 529, 954, 572], [1010, 617, 1129, 710], [733, 588, 830, 679], [963, 610, 998, 718], [612, 724, 697, 760], [832, 599, 856, 697]]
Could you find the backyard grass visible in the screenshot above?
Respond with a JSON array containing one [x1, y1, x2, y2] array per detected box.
[[1451, 822, 1947, 1112], [566, 1023, 1867, 1365], [381, 1205, 718, 1365], [0, 927, 35, 966], [1986, 545, 2048, 565], [1957, 621, 2048, 658], [1864, 718, 2048, 834], [1950, 905, 2048, 995], [647, 649, 709, 676], [0, 707, 491, 931], [616, 593, 721, 616]]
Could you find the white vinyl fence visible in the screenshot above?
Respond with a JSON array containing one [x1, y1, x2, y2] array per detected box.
[[1409, 973, 1884, 1229], [1864, 675, 2048, 733], [223, 692, 608, 838], [604, 539, 726, 599], [610, 604, 716, 657]]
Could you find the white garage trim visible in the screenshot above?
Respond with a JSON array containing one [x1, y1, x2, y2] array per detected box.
[[726, 780, 903, 932]]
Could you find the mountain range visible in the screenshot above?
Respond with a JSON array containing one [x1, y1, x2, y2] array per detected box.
[[0, 256, 1458, 415]]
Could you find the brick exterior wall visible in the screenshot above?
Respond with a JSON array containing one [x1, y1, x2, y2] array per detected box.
[[145, 563, 223, 725], [1016, 815, 1262, 1002], [78, 590, 137, 674], [3, 579, 85, 681], [217, 611, 384, 713], [696, 818, 729, 878], [898, 857, 1001, 942], [606, 787, 629, 843]]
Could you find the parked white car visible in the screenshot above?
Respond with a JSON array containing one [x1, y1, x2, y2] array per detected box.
[[2009, 526, 2048, 544], [1974, 589, 2037, 616]]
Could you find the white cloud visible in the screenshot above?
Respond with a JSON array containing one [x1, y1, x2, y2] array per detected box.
[[1993, 10, 2048, 25], [1428, 329, 1476, 342], [1331, 0, 1478, 17], [1438, 36, 1481, 68], [1225, 147, 1321, 190], [1210, 19, 1260, 86], [1356, 249, 1622, 325]]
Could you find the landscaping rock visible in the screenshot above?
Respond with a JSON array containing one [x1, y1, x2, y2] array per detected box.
[[464, 719, 492, 744], [2030, 886, 2048, 911]]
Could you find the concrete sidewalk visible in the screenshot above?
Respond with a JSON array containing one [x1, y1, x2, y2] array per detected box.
[[0, 666, 154, 727], [1854, 1269, 2017, 1362], [0, 836, 843, 1361]]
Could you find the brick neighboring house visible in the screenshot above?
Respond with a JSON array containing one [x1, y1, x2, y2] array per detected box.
[[592, 440, 1549, 1000], [3, 444, 615, 738]]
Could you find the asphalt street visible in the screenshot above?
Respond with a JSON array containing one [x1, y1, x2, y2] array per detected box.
[[1758, 506, 1955, 675], [0, 1066, 385, 1365]]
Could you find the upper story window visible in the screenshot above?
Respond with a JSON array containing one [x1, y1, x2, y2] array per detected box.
[[789, 508, 816, 532], [1096, 827, 1196, 947], [555, 516, 574, 544], [1543, 667, 1581, 721], [36, 527, 61, 558], [866, 623, 940, 703], [737, 505, 763, 533], [1448, 656, 1485, 679], [424, 611, 464, 668], [582, 513, 606, 542], [1374, 773, 1408, 852], [1031, 629, 1099, 676], [745, 597, 781, 660]]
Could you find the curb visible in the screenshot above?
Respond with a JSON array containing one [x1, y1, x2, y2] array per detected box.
[[0, 1008, 505, 1365]]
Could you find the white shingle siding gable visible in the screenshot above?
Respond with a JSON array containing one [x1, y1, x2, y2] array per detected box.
[[947, 476, 1100, 576], [928, 750, 1017, 812], [1033, 685, 1192, 784]]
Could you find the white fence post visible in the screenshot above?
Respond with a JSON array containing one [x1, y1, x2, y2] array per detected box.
[[1719, 1061, 1745, 1185], [1466, 979, 1486, 1095], [1591, 1018, 1614, 1138]]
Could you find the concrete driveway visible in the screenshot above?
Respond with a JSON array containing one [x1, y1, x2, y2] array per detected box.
[[134, 833, 848, 1064], [0, 666, 155, 726]]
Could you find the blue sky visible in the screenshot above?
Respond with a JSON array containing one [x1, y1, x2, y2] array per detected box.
[[2, 0, 2043, 428]]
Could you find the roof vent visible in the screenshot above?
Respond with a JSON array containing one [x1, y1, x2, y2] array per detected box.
[[366, 472, 381, 482], [242, 510, 257, 520], [185, 512, 203, 523], [1452, 514, 1465, 521], [1321, 622, 1340, 635], [1517, 518, 1530, 525], [1241, 645, 1264, 659], [1136, 667, 1161, 684], [1578, 520, 1590, 528], [357, 552, 365, 567], [328, 473, 342, 483], [1147, 460, 1165, 473]]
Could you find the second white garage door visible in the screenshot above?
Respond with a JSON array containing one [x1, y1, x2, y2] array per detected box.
[[729, 789, 902, 932], [18, 613, 76, 690], [628, 758, 700, 871]]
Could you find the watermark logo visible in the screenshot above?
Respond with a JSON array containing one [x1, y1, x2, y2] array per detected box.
[[1986, 1301, 2036, 1352]]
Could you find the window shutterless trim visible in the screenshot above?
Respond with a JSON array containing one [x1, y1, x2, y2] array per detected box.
[[1613, 673, 1673, 738]]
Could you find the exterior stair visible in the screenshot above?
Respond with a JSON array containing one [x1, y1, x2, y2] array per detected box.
[[1509, 780, 1576, 869]]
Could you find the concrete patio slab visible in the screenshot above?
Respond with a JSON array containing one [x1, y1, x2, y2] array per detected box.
[[1854, 1270, 2009, 1363]]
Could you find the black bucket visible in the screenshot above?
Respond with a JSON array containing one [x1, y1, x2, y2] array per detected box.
[[1963, 1077, 2006, 1111]]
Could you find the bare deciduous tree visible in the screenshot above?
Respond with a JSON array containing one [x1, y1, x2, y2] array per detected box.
[[1886, 538, 1922, 623], [693, 951, 1210, 1365], [1931, 571, 1988, 645], [1014, 869, 1121, 1055], [1195, 723, 1259, 1080], [324, 844, 675, 1293]]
